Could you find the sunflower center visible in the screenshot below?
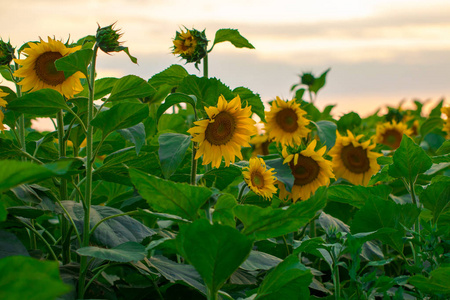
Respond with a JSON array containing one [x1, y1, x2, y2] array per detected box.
[[289, 155, 320, 186], [382, 129, 402, 149], [251, 171, 265, 188], [34, 51, 66, 86], [205, 112, 236, 145], [276, 108, 299, 133], [341, 145, 370, 174]]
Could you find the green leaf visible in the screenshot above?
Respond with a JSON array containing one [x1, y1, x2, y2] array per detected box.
[[120, 46, 138, 64], [388, 135, 432, 182], [212, 194, 237, 227], [55, 48, 93, 78], [0, 138, 25, 159], [212, 28, 255, 50], [337, 112, 361, 132], [436, 140, 450, 156], [265, 158, 294, 192], [78, 77, 118, 99], [328, 185, 391, 208], [0, 230, 29, 258], [108, 75, 156, 102], [201, 165, 242, 190], [158, 133, 191, 179], [233, 87, 265, 121], [420, 178, 450, 225], [177, 219, 253, 297], [350, 197, 420, 253], [146, 65, 189, 104], [130, 168, 212, 221], [0, 160, 73, 193], [234, 187, 327, 240], [309, 68, 331, 94], [429, 99, 444, 118], [59, 201, 156, 248], [77, 242, 147, 263], [420, 117, 444, 138], [117, 123, 146, 155], [91, 102, 149, 136], [409, 267, 450, 295], [255, 255, 312, 300], [156, 92, 197, 123], [7, 89, 70, 117], [311, 120, 337, 150], [241, 250, 282, 271], [0, 256, 71, 300]]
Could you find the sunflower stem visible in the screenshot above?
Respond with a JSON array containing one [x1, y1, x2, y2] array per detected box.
[[308, 88, 314, 105], [237, 183, 248, 204], [190, 142, 198, 185], [203, 52, 208, 78], [78, 43, 99, 299], [9, 64, 26, 153]]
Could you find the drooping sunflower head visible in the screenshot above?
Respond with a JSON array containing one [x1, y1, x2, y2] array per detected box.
[[282, 140, 334, 202], [172, 28, 208, 66], [187, 95, 257, 168], [250, 133, 271, 157], [0, 38, 15, 66], [441, 106, 450, 138], [329, 130, 382, 186], [96, 23, 123, 53], [0, 88, 9, 131], [264, 97, 311, 147], [242, 157, 277, 199], [373, 120, 412, 149], [13, 37, 84, 98]]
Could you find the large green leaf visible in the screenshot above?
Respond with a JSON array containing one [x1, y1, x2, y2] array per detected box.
[[350, 197, 420, 253], [77, 242, 147, 263], [78, 77, 118, 99], [156, 92, 197, 123], [233, 86, 265, 121], [6, 89, 70, 117], [59, 201, 156, 248], [177, 219, 253, 297], [0, 256, 71, 300], [265, 158, 294, 192], [388, 135, 432, 182], [129, 168, 212, 221], [91, 102, 149, 136], [0, 160, 73, 193], [254, 255, 312, 300], [420, 117, 444, 138], [212, 194, 237, 227], [328, 185, 392, 208], [201, 165, 242, 190], [234, 187, 327, 240], [117, 123, 146, 155], [337, 112, 361, 132], [309, 68, 331, 94], [409, 267, 450, 295], [420, 177, 450, 225], [211, 28, 255, 50], [55, 48, 93, 78], [311, 120, 337, 150], [158, 133, 191, 179], [0, 230, 29, 258], [146, 65, 189, 104], [108, 75, 156, 102]]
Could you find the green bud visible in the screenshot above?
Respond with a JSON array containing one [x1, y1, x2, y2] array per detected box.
[[172, 27, 208, 68], [96, 23, 123, 53], [0, 39, 15, 66], [300, 72, 315, 86]]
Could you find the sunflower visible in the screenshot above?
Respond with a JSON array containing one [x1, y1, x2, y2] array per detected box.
[[187, 95, 257, 168], [0, 88, 8, 131], [243, 157, 277, 199], [329, 130, 382, 186], [13, 37, 84, 98], [264, 97, 310, 147], [172, 28, 208, 65], [441, 106, 450, 138], [282, 140, 334, 202], [173, 30, 197, 56], [250, 133, 271, 156], [373, 121, 412, 149]]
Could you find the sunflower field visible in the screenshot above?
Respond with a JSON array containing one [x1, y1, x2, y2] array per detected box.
[[0, 24, 449, 300]]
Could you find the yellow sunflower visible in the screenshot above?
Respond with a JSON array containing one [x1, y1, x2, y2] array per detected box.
[[329, 130, 382, 186], [373, 120, 412, 149], [250, 133, 271, 156], [243, 157, 277, 199], [264, 97, 310, 147], [282, 140, 334, 202], [187, 95, 257, 168], [441, 106, 450, 138], [173, 30, 197, 56], [0, 88, 8, 131], [13, 37, 84, 98]]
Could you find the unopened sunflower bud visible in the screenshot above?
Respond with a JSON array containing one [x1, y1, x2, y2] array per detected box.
[[0, 39, 15, 66], [96, 23, 123, 53], [300, 72, 315, 86], [172, 28, 208, 67]]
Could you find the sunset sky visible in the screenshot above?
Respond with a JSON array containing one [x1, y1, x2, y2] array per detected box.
[[2, 0, 450, 128]]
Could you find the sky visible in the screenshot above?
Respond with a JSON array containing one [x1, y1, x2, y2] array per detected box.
[[2, 0, 450, 130]]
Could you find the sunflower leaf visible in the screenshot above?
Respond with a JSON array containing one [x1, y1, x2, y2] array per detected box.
[[108, 75, 156, 102], [55, 48, 93, 78], [7, 89, 70, 117], [77, 242, 147, 263], [311, 120, 337, 150], [158, 133, 191, 179], [211, 28, 255, 50], [156, 92, 197, 123]]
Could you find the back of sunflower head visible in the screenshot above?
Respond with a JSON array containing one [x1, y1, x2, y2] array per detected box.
[[0, 38, 15, 66]]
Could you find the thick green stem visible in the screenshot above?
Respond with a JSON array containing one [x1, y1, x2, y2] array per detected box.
[[203, 52, 208, 78], [333, 264, 341, 300], [206, 287, 218, 300], [190, 142, 198, 185], [308, 89, 314, 105], [57, 110, 71, 264], [78, 43, 99, 299]]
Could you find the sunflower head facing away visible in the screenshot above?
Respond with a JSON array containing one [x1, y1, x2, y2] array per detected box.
[[13, 37, 84, 98], [187, 95, 257, 168], [172, 28, 208, 66], [374, 120, 412, 149], [243, 157, 277, 199], [96, 23, 123, 53], [0, 88, 9, 131], [441, 106, 450, 138], [250, 133, 271, 157], [282, 140, 334, 202], [329, 130, 381, 186], [0, 38, 15, 66], [264, 97, 311, 147]]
